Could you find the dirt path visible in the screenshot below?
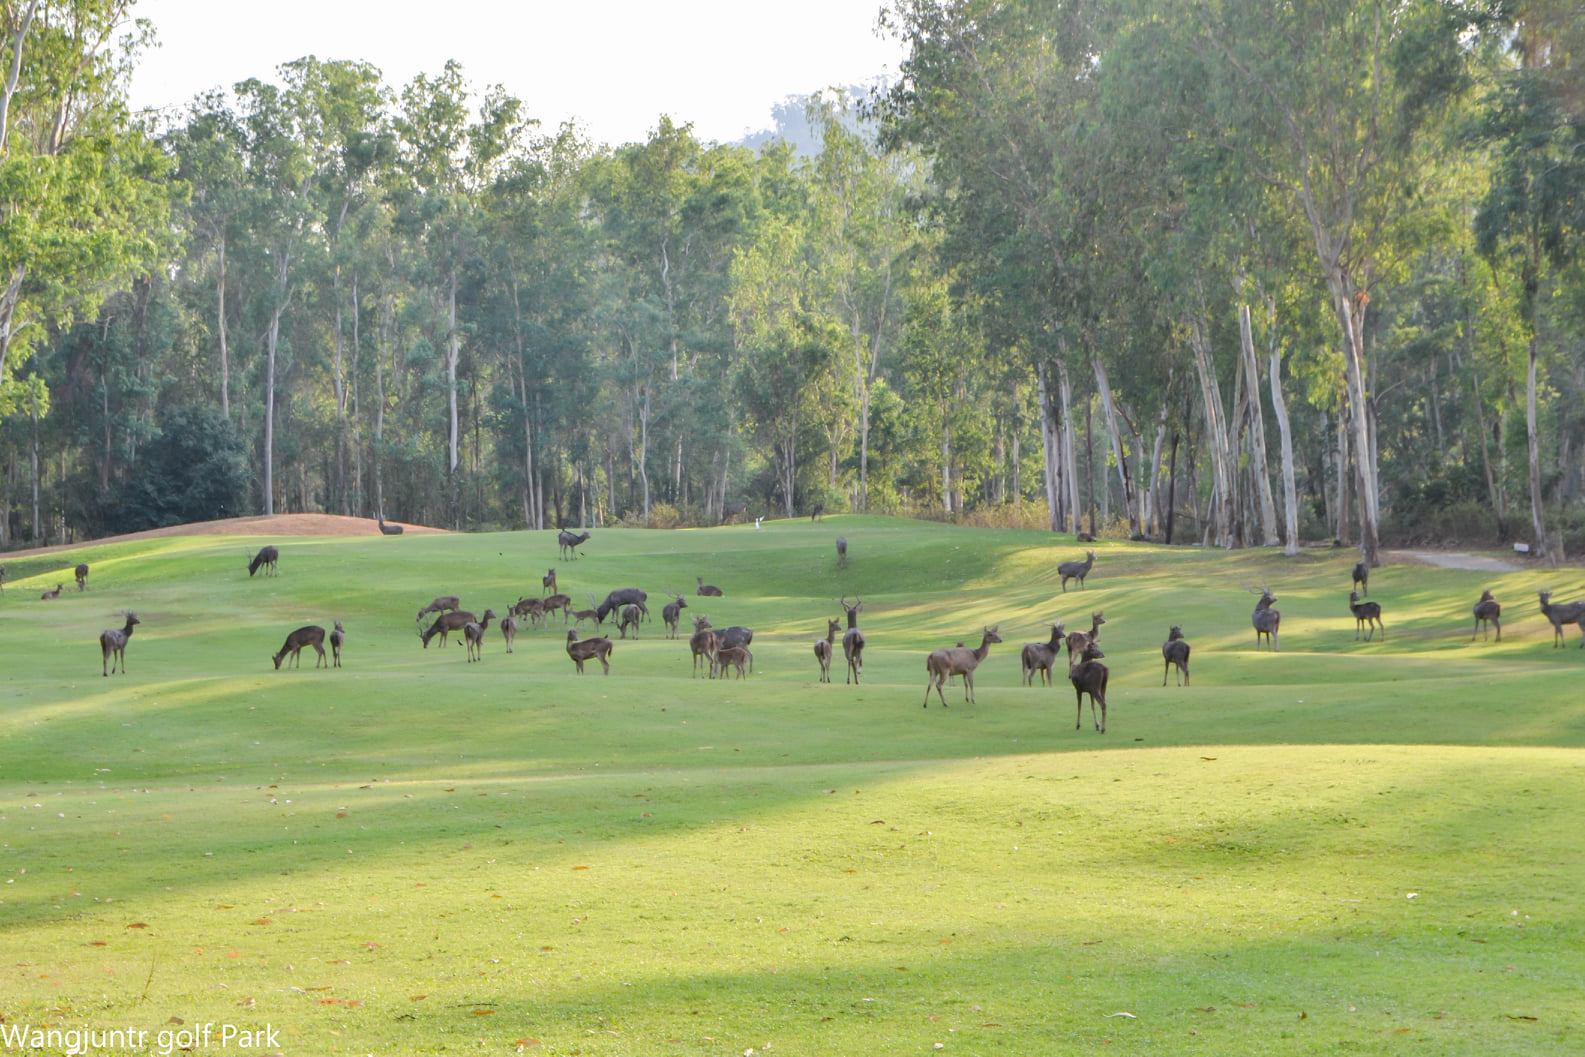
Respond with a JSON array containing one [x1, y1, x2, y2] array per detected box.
[[1387, 549, 1523, 573], [2, 514, 446, 559]]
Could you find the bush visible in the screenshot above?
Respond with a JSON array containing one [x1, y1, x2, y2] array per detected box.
[[109, 406, 249, 533]]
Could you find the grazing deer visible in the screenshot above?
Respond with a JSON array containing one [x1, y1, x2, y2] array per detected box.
[[542, 568, 557, 595], [418, 595, 461, 622], [1538, 589, 1585, 648], [329, 620, 345, 668], [377, 516, 403, 535], [566, 629, 614, 674], [75, 563, 88, 591], [1349, 590, 1384, 641], [1162, 626, 1190, 686], [1065, 612, 1107, 669], [814, 617, 841, 682], [500, 612, 518, 653], [40, 583, 63, 600], [1021, 622, 1066, 687], [924, 626, 1002, 707], [1251, 586, 1281, 651], [713, 644, 750, 679], [596, 588, 648, 623], [836, 536, 848, 567], [99, 613, 141, 677], [721, 501, 748, 524], [840, 596, 865, 683], [273, 625, 327, 670], [689, 615, 718, 677], [247, 545, 279, 577], [1058, 550, 1096, 592], [662, 593, 690, 638], [557, 529, 591, 560], [420, 610, 477, 648], [1351, 558, 1369, 597], [617, 604, 643, 639], [543, 593, 573, 624], [696, 575, 723, 597], [1471, 589, 1502, 642], [462, 610, 495, 662], [1070, 640, 1110, 732]]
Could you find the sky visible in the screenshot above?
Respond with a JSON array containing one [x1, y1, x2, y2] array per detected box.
[[126, 0, 908, 146]]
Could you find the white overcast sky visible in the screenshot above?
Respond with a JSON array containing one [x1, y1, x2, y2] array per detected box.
[[127, 0, 907, 146]]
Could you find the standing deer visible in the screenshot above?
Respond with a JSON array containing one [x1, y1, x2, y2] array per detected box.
[[568, 594, 603, 630], [1162, 626, 1190, 686], [1065, 612, 1106, 669], [1471, 589, 1502, 642], [617, 604, 643, 639], [247, 545, 279, 577], [0, 564, 7, 594], [1058, 550, 1096, 592], [99, 613, 141, 677], [814, 617, 841, 682], [566, 629, 614, 674], [1349, 591, 1384, 641], [1538, 589, 1585, 648], [329, 620, 346, 668], [462, 610, 495, 662], [557, 530, 591, 560], [721, 501, 748, 524], [714, 625, 755, 672], [836, 536, 848, 567], [696, 575, 723, 597], [924, 626, 1003, 707], [1351, 558, 1369, 597], [377, 516, 403, 535], [688, 615, 718, 677], [1021, 622, 1065, 687], [542, 568, 558, 596], [713, 644, 750, 679], [500, 612, 518, 653], [543, 593, 573, 624], [662, 593, 689, 638], [273, 625, 327, 670], [420, 610, 477, 648], [841, 596, 865, 684], [1070, 640, 1110, 732], [418, 595, 461, 622], [75, 563, 89, 591], [40, 583, 63, 600], [810, 503, 824, 521], [1251, 586, 1281, 651]]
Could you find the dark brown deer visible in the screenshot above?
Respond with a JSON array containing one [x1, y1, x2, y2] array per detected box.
[[924, 626, 1002, 707], [596, 588, 648, 623], [1471, 589, 1502, 642], [512, 596, 547, 629], [418, 595, 461, 622], [1538, 589, 1585, 648], [377, 516, 403, 535], [248, 545, 279, 577], [542, 568, 557, 596], [420, 610, 477, 648], [1349, 591, 1384, 641], [1065, 612, 1106, 669], [99, 613, 141, 677], [841, 596, 865, 683], [40, 583, 63, 600], [329, 620, 345, 668], [566, 628, 614, 674], [662, 592, 689, 638], [814, 617, 841, 682], [1162, 626, 1190, 686], [273, 625, 327, 670], [543, 593, 572, 624], [1021, 622, 1065, 687], [462, 610, 495, 662], [696, 575, 723, 597], [1058, 550, 1096, 592], [810, 502, 824, 521], [1251, 586, 1281, 651], [557, 529, 591, 560], [617, 604, 643, 639], [1070, 640, 1110, 732], [836, 536, 848, 567], [713, 644, 750, 679], [721, 501, 748, 524], [1351, 558, 1369, 597], [689, 615, 718, 677], [0, 564, 7, 594], [75, 563, 88, 591], [500, 612, 518, 653]]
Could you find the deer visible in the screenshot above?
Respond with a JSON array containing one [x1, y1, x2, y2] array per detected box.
[[1058, 550, 1096, 592], [839, 596, 865, 683], [543, 593, 573, 624], [662, 592, 690, 638], [1351, 558, 1369, 597], [377, 515, 403, 535], [814, 617, 841, 682], [714, 625, 755, 672], [713, 644, 750, 679], [617, 604, 643, 639], [566, 628, 614, 674], [418, 595, 461, 622], [99, 613, 141, 677], [810, 502, 824, 521], [1349, 590, 1384, 641], [1538, 589, 1585, 648], [836, 536, 848, 568], [1021, 622, 1066, 687], [924, 626, 1002, 707], [721, 501, 748, 524], [689, 615, 718, 677], [557, 529, 591, 560], [512, 596, 548, 628], [329, 620, 346, 668], [500, 612, 518, 653], [420, 609, 477, 648], [1250, 585, 1281, 651], [0, 564, 6, 594], [1162, 626, 1190, 686], [40, 583, 63, 600], [247, 545, 279, 577], [568, 594, 603, 630], [1065, 612, 1106, 670], [273, 625, 327, 670], [1471, 589, 1502, 642], [75, 563, 88, 591], [462, 610, 496, 662], [542, 568, 557, 595], [696, 575, 723, 597], [596, 588, 648, 623], [1070, 640, 1110, 732]]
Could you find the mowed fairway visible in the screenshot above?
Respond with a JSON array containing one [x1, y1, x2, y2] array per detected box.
[[2, 517, 1583, 1056]]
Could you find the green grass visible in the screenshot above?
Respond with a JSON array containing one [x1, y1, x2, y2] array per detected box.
[[2, 517, 1582, 1055]]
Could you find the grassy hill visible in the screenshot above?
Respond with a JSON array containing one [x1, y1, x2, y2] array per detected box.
[[1, 517, 1580, 1055]]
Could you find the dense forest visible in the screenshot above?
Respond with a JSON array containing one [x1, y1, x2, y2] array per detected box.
[[1, 0, 1582, 565]]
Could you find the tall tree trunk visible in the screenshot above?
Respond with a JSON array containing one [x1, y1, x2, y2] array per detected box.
[[1036, 360, 1060, 532], [1238, 303, 1280, 546], [1526, 331, 1546, 555], [1091, 355, 1140, 537], [332, 266, 347, 515], [216, 234, 230, 421], [1187, 301, 1235, 548], [351, 270, 362, 517], [264, 304, 282, 516], [1266, 302, 1301, 556], [446, 265, 461, 476], [1056, 344, 1080, 533]]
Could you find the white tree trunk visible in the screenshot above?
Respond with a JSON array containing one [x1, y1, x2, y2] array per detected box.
[[1056, 345, 1080, 534], [1091, 355, 1139, 536], [1188, 305, 1235, 548], [1266, 302, 1301, 556], [1238, 303, 1280, 545]]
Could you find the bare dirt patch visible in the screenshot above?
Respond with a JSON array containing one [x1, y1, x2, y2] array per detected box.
[[4, 514, 445, 558], [1386, 548, 1523, 573]]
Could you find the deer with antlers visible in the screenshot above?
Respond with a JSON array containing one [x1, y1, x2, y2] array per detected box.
[[1070, 640, 1110, 732], [1250, 585, 1281, 651], [273, 625, 327, 670], [814, 617, 842, 683], [924, 626, 1002, 707], [662, 592, 690, 638], [1058, 550, 1096, 592], [1471, 589, 1501, 642], [99, 613, 141, 677], [1021, 622, 1066, 687], [1538, 589, 1585, 648], [1065, 612, 1106, 670], [1349, 591, 1384, 641], [840, 597, 865, 684], [1162, 626, 1190, 686], [566, 628, 614, 674]]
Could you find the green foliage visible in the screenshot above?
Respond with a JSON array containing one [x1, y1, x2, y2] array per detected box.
[[109, 404, 248, 532]]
